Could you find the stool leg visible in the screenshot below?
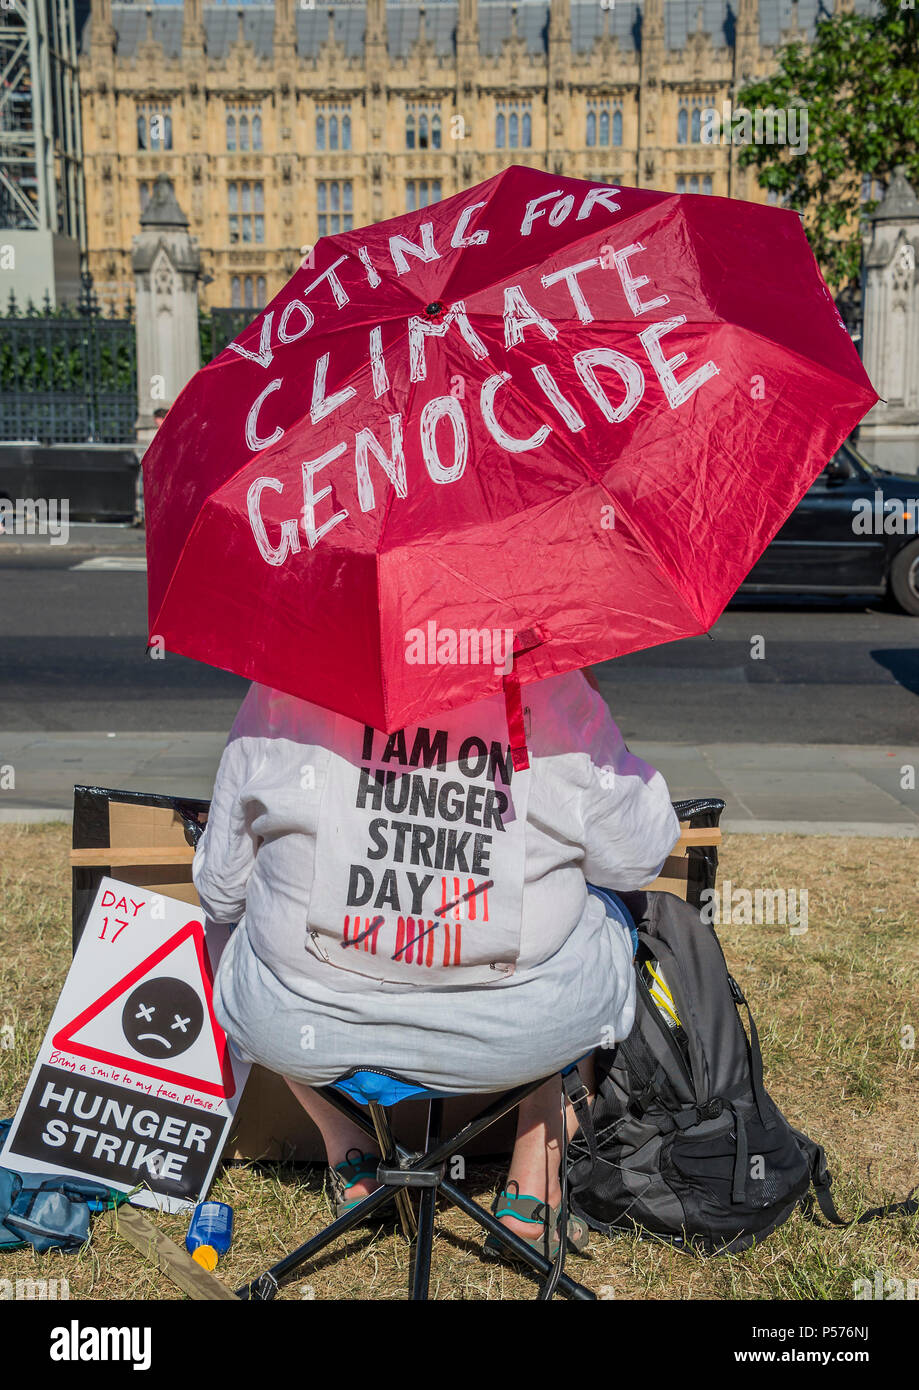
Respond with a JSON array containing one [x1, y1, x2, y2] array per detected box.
[[409, 1099, 443, 1300], [439, 1178, 595, 1301], [369, 1099, 416, 1240], [236, 1182, 398, 1299]]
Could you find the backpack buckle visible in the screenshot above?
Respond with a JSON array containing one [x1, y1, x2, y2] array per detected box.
[[727, 975, 746, 1005], [566, 1083, 591, 1109]]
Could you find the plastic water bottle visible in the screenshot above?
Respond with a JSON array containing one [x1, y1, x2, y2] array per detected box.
[[185, 1201, 233, 1271]]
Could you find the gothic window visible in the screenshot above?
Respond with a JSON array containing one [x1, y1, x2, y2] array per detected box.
[[136, 103, 172, 151], [315, 103, 351, 154], [406, 180, 442, 211], [229, 182, 264, 244], [677, 107, 689, 144], [691, 107, 702, 143], [317, 181, 354, 235], [702, 175, 712, 195], [228, 182, 239, 242], [612, 108, 622, 146], [227, 104, 261, 153], [599, 109, 609, 145], [586, 110, 597, 147], [406, 103, 441, 151], [497, 102, 531, 150], [244, 276, 254, 309], [231, 276, 241, 308], [676, 176, 686, 193], [256, 276, 267, 307]]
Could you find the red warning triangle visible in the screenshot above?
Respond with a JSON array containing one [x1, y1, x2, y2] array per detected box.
[[52, 920, 236, 1100]]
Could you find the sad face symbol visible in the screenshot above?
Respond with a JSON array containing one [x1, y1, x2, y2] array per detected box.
[[121, 978, 204, 1059]]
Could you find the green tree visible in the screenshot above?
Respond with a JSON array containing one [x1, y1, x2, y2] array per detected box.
[[737, 0, 919, 287]]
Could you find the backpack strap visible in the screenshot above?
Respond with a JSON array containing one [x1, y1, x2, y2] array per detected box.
[[726, 974, 775, 1132], [563, 1066, 598, 1167], [729, 1104, 749, 1204], [794, 1128, 919, 1227]]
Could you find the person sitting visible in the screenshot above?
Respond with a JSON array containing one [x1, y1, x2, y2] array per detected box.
[[194, 667, 679, 1258]]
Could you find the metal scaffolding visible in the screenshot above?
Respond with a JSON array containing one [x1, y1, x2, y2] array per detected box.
[[0, 0, 85, 248]]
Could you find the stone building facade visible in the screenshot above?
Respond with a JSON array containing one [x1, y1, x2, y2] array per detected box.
[[78, 0, 869, 313]]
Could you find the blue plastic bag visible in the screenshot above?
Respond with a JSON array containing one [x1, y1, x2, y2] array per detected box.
[[0, 1119, 127, 1253]]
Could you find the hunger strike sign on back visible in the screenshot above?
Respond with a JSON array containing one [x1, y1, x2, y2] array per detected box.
[[309, 706, 531, 985]]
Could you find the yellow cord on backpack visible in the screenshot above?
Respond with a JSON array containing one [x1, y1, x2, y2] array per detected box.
[[647, 964, 683, 1028]]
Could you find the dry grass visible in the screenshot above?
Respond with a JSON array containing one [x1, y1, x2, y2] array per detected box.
[[1, 822, 917, 1301]]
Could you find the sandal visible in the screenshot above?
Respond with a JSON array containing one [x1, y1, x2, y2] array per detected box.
[[328, 1147, 381, 1218], [483, 1181, 590, 1263]]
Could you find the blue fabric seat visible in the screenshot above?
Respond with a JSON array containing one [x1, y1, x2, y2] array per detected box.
[[332, 1069, 455, 1108]]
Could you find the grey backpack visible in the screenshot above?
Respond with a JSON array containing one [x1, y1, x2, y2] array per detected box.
[[565, 890, 917, 1255]]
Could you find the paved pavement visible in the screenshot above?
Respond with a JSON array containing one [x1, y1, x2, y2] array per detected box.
[[1, 730, 917, 835], [0, 521, 147, 554]]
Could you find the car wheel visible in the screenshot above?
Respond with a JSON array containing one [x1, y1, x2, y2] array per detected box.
[[889, 539, 919, 615]]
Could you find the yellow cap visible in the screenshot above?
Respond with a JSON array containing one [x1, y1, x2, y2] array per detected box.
[[192, 1245, 218, 1271]]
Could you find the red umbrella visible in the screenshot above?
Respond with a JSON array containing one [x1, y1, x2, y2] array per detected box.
[[145, 166, 876, 761]]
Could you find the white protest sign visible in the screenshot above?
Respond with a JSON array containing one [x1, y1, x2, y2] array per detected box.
[[0, 878, 250, 1214]]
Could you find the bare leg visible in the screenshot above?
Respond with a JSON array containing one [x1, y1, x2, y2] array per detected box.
[[283, 1052, 597, 1222], [284, 1077, 380, 1199], [499, 1053, 596, 1240]]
